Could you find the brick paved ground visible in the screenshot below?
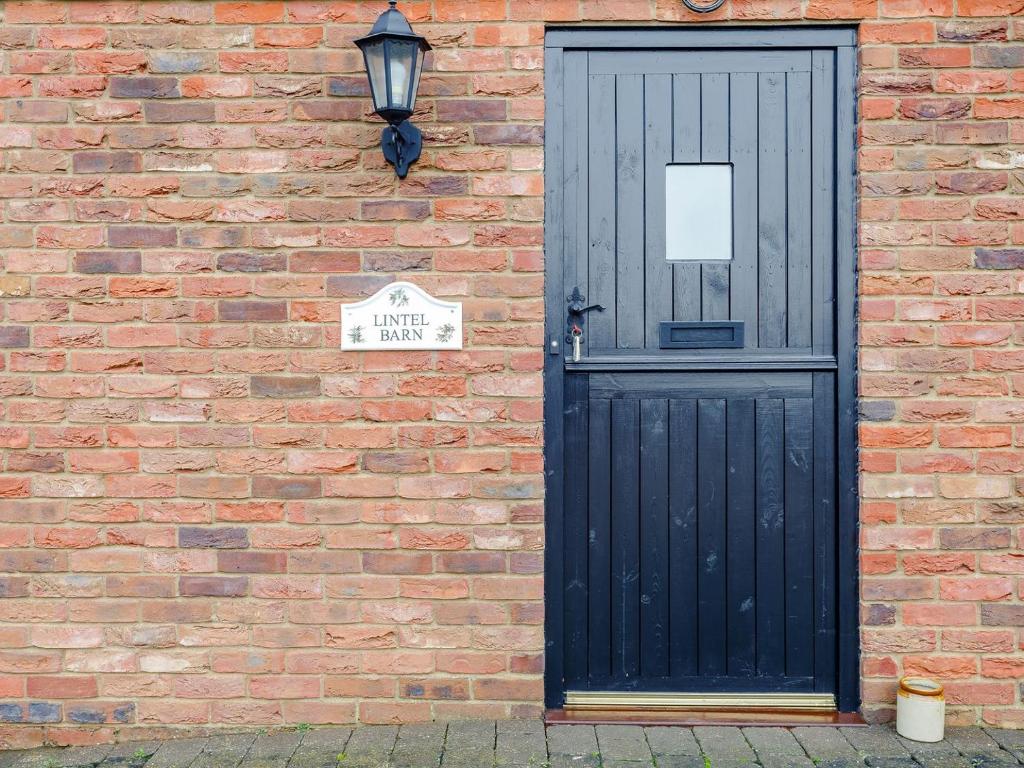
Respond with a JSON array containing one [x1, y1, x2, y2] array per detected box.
[[3, 723, 1024, 768]]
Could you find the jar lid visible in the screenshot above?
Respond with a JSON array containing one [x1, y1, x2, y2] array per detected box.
[[899, 676, 944, 697]]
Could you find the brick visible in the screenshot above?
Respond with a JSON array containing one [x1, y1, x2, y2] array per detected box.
[[215, 2, 285, 23], [179, 575, 248, 597], [73, 251, 142, 274], [219, 300, 287, 322], [218, 551, 286, 573], [109, 77, 179, 99], [145, 102, 216, 123], [178, 527, 248, 549]]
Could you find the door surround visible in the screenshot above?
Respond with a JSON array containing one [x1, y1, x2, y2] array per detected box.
[[541, 26, 859, 712]]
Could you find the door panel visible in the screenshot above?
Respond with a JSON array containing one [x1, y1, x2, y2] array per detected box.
[[576, 57, 831, 356], [545, 30, 857, 709], [565, 373, 834, 693]]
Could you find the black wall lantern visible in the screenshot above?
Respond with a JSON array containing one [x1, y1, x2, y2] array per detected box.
[[355, 0, 431, 179]]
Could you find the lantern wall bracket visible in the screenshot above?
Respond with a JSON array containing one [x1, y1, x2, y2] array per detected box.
[[381, 120, 422, 179]]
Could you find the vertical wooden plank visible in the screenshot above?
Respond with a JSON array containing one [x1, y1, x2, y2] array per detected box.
[[645, 75, 674, 349], [697, 398, 727, 676], [755, 397, 786, 676], [813, 372, 838, 692], [565, 51, 591, 353], [668, 398, 699, 677], [563, 374, 590, 689], [611, 397, 641, 680], [700, 73, 730, 322], [729, 72, 759, 350], [542, 40, 567, 709], [784, 396, 815, 678], [588, 397, 612, 683], [640, 398, 670, 678], [588, 74, 617, 351], [787, 71, 812, 350], [672, 74, 701, 322], [616, 74, 646, 350], [726, 398, 756, 676], [811, 51, 835, 357], [758, 72, 787, 349]]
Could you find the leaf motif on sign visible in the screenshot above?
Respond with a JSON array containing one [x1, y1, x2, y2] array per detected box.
[[436, 323, 455, 343], [347, 325, 365, 344], [388, 287, 409, 307]]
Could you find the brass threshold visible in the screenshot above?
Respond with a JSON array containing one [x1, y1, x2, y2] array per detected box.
[[564, 691, 837, 711]]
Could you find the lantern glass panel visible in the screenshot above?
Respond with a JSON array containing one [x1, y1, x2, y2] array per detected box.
[[386, 38, 417, 110], [409, 47, 423, 112], [363, 39, 388, 112]]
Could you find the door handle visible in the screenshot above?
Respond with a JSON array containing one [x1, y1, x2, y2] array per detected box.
[[566, 287, 604, 342]]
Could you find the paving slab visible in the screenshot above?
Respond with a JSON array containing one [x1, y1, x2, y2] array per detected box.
[[53, 745, 113, 768], [390, 723, 445, 768], [817, 760, 868, 768], [743, 727, 815, 768], [650, 757, 705, 768], [984, 729, 1024, 765], [146, 738, 207, 768], [441, 721, 495, 768], [547, 755, 600, 768], [693, 726, 758, 766], [101, 741, 162, 767], [495, 720, 546, 768], [964, 755, 1021, 768], [595, 725, 651, 762], [844, 727, 911, 759], [911, 755, 974, 768], [792, 727, 863, 762], [11, 749, 69, 768], [192, 733, 258, 768], [945, 728, 1005, 757], [547, 725, 598, 756], [237, 732, 302, 768], [339, 726, 397, 768], [863, 758, 918, 768], [288, 728, 352, 768], [645, 727, 701, 757]]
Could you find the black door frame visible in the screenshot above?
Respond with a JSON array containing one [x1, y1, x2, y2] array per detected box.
[[542, 26, 860, 712]]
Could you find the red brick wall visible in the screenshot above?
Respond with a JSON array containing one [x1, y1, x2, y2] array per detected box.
[[0, 0, 1022, 746]]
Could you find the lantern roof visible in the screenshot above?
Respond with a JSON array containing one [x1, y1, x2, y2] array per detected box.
[[354, 0, 431, 50]]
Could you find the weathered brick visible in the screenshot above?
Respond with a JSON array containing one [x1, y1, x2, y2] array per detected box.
[[178, 527, 249, 549], [179, 575, 248, 597], [250, 375, 320, 398], [109, 76, 180, 98], [73, 251, 142, 274], [144, 101, 216, 123]]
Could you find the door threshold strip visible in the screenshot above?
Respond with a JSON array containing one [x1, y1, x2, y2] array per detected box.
[[565, 691, 837, 710]]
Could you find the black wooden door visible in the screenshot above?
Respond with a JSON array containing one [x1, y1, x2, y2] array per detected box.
[[544, 29, 858, 709]]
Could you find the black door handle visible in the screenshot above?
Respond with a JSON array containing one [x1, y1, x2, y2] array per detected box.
[[566, 287, 605, 342]]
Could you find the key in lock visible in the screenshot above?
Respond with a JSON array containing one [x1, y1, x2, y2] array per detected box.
[[571, 325, 582, 362]]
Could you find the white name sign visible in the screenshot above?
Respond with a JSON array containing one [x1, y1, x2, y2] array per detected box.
[[341, 282, 463, 351]]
